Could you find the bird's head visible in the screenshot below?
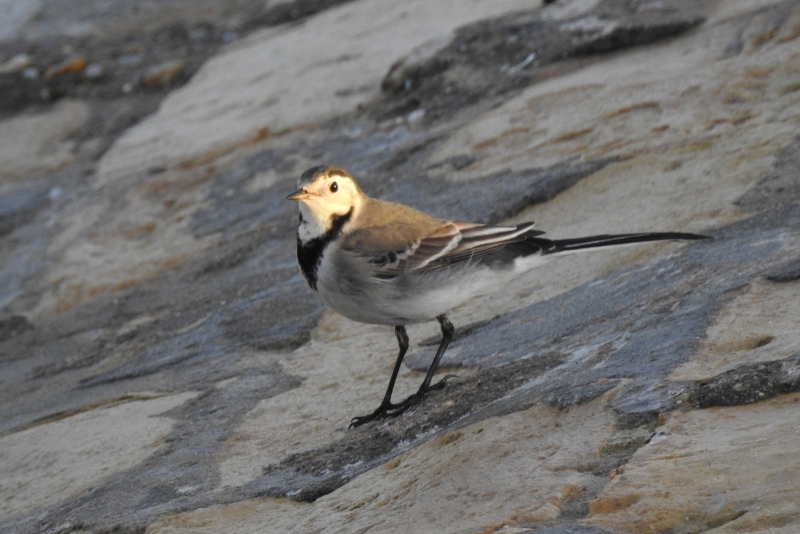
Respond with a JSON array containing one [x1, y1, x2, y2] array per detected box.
[[287, 166, 364, 240]]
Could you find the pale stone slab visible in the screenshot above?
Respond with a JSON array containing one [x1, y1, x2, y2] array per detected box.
[[586, 392, 800, 533], [0, 99, 89, 182], [430, 3, 800, 197], [95, 0, 543, 185], [0, 392, 197, 520], [707, 0, 794, 25], [157, 398, 616, 534], [0, 0, 40, 42], [672, 278, 800, 381]]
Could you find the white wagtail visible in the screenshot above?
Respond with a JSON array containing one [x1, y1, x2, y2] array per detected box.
[[287, 166, 708, 427]]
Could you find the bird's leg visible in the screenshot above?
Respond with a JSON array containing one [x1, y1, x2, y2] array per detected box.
[[373, 315, 456, 418], [417, 314, 455, 394], [349, 325, 410, 428], [349, 316, 457, 428]]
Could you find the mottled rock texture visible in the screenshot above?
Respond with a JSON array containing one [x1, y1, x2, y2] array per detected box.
[[2, 0, 800, 533]]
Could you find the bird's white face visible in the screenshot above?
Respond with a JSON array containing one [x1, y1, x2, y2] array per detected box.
[[288, 167, 363, 242]]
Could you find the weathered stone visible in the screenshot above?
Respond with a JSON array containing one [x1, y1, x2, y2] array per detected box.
[[0, 53, 31, 74], [373, 0, 704, 124], [152, 399, 618, 534], [44, 55, 87, 80], [0, 99, 89, 179], [0, 393, 197, 521], [0, 1, 262, 116], [586, 393, 800, 533], [0, 314, 33, 343], [690, 353, 800, 408], [3, 0, 800, 533], [765, 261, 800, 282], [249, 0, 358, 28], [0, 186, 49, 237], [671, 276, 800, 381], [143, 59, 185, 88], [93, 0, 578, 185], [0, 0, 39, 42], [737, 132, 800, 211]]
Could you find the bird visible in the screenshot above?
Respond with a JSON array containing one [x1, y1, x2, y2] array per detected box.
[[287, 165, 708, 428]]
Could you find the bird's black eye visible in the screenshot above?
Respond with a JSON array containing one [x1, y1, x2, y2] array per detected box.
[[329, 181, 338, 193]]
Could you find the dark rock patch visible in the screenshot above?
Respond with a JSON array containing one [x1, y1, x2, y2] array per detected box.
[[737, 134, 800, 211], [690, 353, 800, 409], [245, 0, 357, 29], [0, 186, 50, 237], [373, 0, 705, 124], [765, 261, 800, 283], [0, 315, 33, 344]]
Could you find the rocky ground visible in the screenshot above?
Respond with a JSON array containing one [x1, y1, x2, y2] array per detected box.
[[1, 0, 800, 533]]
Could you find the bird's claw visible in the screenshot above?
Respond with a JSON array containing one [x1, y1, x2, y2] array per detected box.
[[349, 375, 457, 429], [349, 399, 412, 429], [427, 374, 458, 391]]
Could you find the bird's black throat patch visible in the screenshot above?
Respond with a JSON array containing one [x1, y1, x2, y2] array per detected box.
[[297, 208, 353, 290]]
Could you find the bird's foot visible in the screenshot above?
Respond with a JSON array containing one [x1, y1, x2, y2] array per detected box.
[[349, 398, 414, 429], [348, 374, 457, 429], [427, 374, 457, 391]]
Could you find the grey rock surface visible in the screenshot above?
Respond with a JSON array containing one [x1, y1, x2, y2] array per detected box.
[[2, 0, 800, 533]]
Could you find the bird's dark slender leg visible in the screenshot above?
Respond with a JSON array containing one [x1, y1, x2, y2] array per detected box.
[[349, 315, 457, 429], [349, 325, 410, 428], [379, 325, 410, 407], [419, 314, 455, 393], [384, 314, 457, 412]]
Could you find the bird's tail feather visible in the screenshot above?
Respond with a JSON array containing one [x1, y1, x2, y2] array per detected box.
[[528, 232, 710, 255]]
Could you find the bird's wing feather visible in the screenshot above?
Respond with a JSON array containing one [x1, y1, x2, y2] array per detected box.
[[342, 220, 542, 278]]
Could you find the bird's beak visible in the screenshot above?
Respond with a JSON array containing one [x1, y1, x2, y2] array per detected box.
[[287, 188, 312, 201]]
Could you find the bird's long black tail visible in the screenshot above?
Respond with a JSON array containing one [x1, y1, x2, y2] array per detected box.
[[528, 232, 709, 255]]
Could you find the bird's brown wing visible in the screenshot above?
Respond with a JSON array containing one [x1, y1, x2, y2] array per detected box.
[[341, 220, 542, 278]]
